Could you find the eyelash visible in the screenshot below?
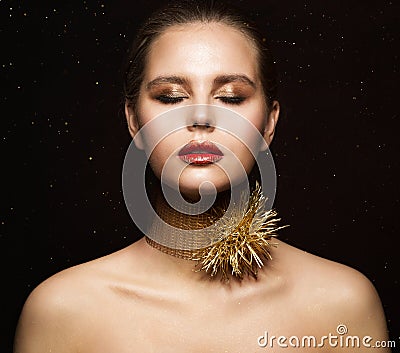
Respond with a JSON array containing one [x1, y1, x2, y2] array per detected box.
[[217, 96, 246, 105], [155, 95, 186, 104], [155, 95, 246, 105]]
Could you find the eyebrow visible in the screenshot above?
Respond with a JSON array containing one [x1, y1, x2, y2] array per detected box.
[[213, 74, 256, 88], [146, 76, 189, 90], [146, 74, 256, 90]]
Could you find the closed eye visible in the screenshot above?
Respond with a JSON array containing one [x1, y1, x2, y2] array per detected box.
[[217, 96, 246, 105], [155, 95, 187, 104]]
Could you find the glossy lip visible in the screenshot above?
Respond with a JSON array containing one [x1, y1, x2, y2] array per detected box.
[[178, 140, 224, 165]]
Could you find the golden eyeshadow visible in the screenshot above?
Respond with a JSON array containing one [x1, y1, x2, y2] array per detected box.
[[214, 84, 253, 97], [150, 82, 188, 91], [146, 81, 255, 101], [150, 86, 188, 97]]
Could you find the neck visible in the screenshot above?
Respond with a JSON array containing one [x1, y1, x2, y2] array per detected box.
[[142, 181, 284, 282], [145, 183, 231, 255]]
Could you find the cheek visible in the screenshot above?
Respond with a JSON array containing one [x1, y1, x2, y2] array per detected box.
[[147, 132, 186, 179], [148, 146, 164, 179], [241, 103, 267, 132], [232, 141, 257, 174], [148, 140, 172, 177], [222, 107, 266, 174], [136, 99, 157, 126], [228, 108, 266, 154], [136, 89, 181, 126]]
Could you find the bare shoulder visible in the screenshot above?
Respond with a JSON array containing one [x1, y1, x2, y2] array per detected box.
[[14, 244, 135, 353], [276, 240, 390, 349], [279, 240, 379, 298]]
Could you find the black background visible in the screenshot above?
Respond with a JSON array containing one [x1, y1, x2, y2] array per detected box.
[[2, 0, 399, 351]]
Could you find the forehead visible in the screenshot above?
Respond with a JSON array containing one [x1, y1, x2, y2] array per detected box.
[[145, 22, 259, 81]]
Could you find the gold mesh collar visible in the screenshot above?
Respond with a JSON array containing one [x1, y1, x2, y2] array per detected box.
[[145, 183, 287, 281]]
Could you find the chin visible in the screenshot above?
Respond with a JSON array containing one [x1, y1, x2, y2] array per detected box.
[[175, 167, 226, 196]]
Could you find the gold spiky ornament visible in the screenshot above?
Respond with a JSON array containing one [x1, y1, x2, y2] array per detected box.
[[145, 182, 287, 282], [192, 183, 287, 281]]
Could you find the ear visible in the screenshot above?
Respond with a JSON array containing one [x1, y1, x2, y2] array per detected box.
[[260, 100, 280, 151], [125, 102, 144, 150]]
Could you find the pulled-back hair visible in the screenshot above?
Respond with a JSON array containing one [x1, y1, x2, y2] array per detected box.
[[123, 0, 278, 110]]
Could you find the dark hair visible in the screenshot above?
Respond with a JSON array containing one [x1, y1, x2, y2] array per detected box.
[[123, 0, 278, 110]]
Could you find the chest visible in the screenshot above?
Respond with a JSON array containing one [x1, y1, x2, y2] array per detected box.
[[78, 296, 329, 353]]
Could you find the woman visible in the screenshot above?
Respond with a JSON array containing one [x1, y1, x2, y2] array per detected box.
[[14, 1, 390, 352]]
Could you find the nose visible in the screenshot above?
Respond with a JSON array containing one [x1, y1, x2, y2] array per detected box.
[[186, 105, 215, 132]]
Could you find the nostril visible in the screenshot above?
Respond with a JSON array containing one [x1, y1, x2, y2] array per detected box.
[[191, 122, 211, 128]]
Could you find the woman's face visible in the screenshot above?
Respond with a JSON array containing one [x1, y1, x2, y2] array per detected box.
[[126, 22, 279, 199]]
